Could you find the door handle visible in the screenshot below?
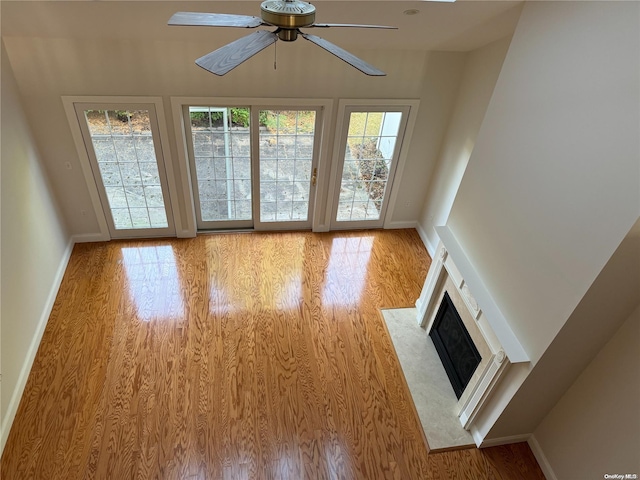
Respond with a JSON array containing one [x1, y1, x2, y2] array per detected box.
[[311, 168, 318, 187]]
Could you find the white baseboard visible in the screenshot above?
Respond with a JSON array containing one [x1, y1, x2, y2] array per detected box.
[[415, 222, 436, 257], [72, 232, 108, 243], [0, 237, 75, 455], [477, 433, 532, 448], [384, 220, 418, 230], [528, 434, 558, 480]]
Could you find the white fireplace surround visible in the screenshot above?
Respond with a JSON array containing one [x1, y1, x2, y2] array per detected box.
[[416, 226, 530, 442]]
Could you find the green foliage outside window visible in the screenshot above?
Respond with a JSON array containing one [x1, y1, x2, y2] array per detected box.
[[189, 108, 274, 129]]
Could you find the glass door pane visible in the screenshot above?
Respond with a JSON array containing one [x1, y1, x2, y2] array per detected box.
[[332, 109, 408, 229], [187, 107, 252, 230], [80, 107, 175, 237], [257, 110, 316, 228]]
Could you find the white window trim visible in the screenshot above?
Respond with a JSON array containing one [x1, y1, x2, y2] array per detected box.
[[170, 97, 334, 236], [326, 99, 420, 230], [62, 96, 182, 240]]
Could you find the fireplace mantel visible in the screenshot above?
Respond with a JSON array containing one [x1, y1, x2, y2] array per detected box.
[[415, 226, 530, 440], [428, 226, 529, 363]]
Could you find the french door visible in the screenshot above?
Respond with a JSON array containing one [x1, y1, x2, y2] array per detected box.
[[74, 103, 176, 238], [185, 106, 253, 230], [330, 105, 412, 229], [183, 105, 322, 231]]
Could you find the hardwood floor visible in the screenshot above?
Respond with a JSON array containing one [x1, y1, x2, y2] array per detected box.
[[1, 229, 545, 479]]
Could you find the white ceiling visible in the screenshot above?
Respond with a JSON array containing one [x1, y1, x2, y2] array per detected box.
[[1, 1, 523, 52]]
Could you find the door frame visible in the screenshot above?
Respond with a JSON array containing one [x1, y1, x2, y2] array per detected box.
[[326, 99, 420, 231], [171, 97, 334, 236], [63, 96, 182, 241]]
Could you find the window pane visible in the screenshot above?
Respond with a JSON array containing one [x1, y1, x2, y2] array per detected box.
[[84, 109, 168, 230], [259, 110, 316, 223], [189, 106, 252, 222], [336, 111, 402, 222]]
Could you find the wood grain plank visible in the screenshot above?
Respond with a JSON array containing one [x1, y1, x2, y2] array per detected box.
[[1, 230, 545, 480], [196, 30, 278, 76], [481, 442, 547, 480]]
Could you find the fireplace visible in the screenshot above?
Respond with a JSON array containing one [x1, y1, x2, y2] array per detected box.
[[415, 227, 530, 442], [430, 292, 482, 399]]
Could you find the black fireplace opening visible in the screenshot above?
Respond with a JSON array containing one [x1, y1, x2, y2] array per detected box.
[[429, 292, 482, 399]]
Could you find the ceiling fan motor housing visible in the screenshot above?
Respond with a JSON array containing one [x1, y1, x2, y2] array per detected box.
[[261, 0, 316, 41]]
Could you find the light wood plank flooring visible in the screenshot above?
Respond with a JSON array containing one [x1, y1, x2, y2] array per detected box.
[[1, 229, 545, 479]]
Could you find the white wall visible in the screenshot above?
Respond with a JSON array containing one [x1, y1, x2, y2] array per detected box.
[[533, 304, 640, 480], [447, 1, 640, 364], [389, 51, 466, 227], [442, 1, 640, 444], [486, 218, 640, 439], [2, 33, 463, 237], [417, 36, 511, 255], [0, 41, 71, 454]]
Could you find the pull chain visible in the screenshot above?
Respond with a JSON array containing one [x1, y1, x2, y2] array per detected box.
[[274, 41, 277, 70]]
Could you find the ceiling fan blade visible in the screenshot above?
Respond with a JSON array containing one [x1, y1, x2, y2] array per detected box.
[[196, 30, 278, 76], [310, 23, 397, 30], [300, 33, 385, 76], [169, 12, 265, 28]]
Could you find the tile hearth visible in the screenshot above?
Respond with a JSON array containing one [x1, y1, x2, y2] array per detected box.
[[381, 308, 475, 451]]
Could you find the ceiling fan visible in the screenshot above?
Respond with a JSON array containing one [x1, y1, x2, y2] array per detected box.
[[169, 0, 397, 76]]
